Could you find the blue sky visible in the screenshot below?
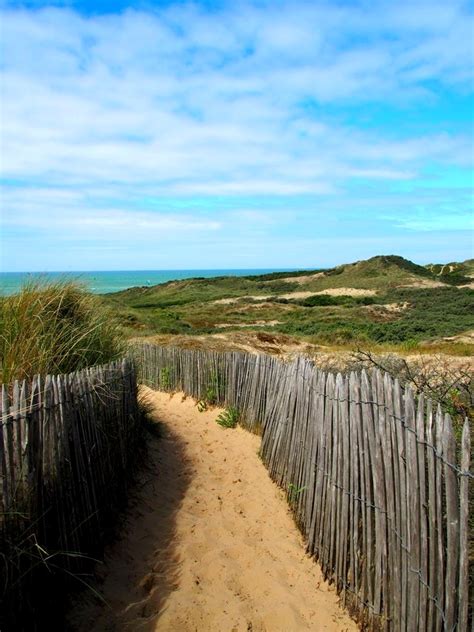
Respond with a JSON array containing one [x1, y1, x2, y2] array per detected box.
[[0, 0, 473, 271]]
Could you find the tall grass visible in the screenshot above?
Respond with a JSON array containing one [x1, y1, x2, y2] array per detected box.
[[0, 280, 124, 383]]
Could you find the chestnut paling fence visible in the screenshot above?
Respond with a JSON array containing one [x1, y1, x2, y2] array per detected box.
[[0, 344, 471, 631], [0, 358, 141, 630], [134, 343, 472, 632]]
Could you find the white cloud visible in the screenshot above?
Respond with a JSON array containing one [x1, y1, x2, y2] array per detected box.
[[1, 2, 472, 190], [0, 0, 472, 269], [0, 187, 221, 237]]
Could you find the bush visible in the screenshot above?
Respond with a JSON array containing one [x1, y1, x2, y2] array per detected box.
[[216, 406, 240, 428], [299, 295, 341, 307], [0, 281, 124, 383], [349, 348, 473, 432]]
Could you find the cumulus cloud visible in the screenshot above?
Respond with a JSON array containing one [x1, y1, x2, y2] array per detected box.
[[0, 0, 473, 269]]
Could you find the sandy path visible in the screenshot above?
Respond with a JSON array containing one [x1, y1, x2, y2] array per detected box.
[[70, 389, 357, 632]]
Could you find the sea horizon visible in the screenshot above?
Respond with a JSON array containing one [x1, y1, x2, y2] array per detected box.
[[0, 268, 306, 296]]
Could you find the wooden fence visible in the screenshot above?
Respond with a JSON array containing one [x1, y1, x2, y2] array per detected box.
[[0, 358, 141, 630], [134, 343, 472, 632]]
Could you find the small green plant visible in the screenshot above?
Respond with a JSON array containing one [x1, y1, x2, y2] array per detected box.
[[160, 366, 172, 390], [287, 483, 307, 505], [216, 406, 240, 428], [196, 370, 225, 411], [204, 370, 221, 405], [204, 385, 218, 404], [197, 399, 208, 412]]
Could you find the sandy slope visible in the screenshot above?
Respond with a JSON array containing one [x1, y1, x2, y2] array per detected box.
[[69, 389, 357, 632], [213, 287, 377, 304]]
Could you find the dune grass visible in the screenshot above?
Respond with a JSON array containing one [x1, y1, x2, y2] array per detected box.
[[0, 280, 124, 384]]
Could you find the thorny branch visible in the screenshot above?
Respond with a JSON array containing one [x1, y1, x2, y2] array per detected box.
[[349, 348, 473, 424]]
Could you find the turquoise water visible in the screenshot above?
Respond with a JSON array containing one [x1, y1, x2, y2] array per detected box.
[[0, 269, 297, 295]]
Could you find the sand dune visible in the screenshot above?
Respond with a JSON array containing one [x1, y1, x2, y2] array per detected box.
[[266, 272, 326, 285], [214, 287, 377, 304], [69, 389, 357, 632], [215, 320, 282, 328]]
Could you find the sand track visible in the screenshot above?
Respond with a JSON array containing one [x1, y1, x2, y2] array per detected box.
[[69, 389, 357, 632]]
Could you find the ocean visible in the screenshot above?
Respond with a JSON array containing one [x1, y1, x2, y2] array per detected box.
[[0, 269, 297, 296]]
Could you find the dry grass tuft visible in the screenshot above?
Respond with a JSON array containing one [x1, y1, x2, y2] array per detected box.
[[0, 280, 124, 383]]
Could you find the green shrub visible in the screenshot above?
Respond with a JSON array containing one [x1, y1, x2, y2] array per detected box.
[[216, 406, 240, 428], [197, 370, 226, 411], [0, 281, 124, 383], [299, 295, 341, 307], [287, 483, 307, 506], [159, 366, 172, 390]]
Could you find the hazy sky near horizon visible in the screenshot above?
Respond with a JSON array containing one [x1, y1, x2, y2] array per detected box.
[[1, 0, 473, 271]]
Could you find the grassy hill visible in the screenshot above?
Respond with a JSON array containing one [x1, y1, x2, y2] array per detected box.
[[104, 255, 474, 352], [425, 259, 474, 285]]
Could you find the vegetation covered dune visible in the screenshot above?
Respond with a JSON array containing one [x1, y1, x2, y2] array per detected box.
[[106, 255, 474, 354], [105, 254, 473, 428]]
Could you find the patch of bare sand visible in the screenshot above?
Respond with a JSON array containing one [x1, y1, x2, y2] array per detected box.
[[215, 320, 282, 328], [210, 332, 312, 356], [130, 333, 473, 369], [69, 389, 357, 632], [399, 278, 447, 289], [213, 295, 270, 305], [430, 330, 474, 346], [275, 291, 316, 300], [313, 288, 377, 297], [213, 287, 378, 304], [265, 272, 326, 285], [131, 332, 319, 357], [381, 302, 409, 313]]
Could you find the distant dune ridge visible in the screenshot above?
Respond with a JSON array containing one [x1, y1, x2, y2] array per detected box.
[[104, 255, 474, 353], [108, 255, 474, 300]]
